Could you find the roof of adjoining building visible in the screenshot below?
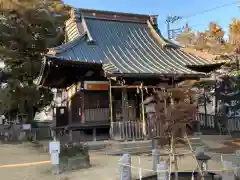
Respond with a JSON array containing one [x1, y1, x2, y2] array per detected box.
[[46, 8, 219, 77]]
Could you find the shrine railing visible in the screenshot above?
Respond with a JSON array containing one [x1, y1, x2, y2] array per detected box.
[[196, 113, 240, 133], [110, 113, 240, 141], [110, 120, 165, 141]]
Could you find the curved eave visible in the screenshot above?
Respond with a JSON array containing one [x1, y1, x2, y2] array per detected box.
[[105, 72, 209, 79], [186, 62, 225, 73], [44, 54, 102, 66], [37, 55, 103, 88], [47, 32, 87, 55]]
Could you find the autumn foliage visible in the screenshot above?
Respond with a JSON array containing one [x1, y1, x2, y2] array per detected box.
[[145, 82, 197, 145], [177, 20, 240, 54]]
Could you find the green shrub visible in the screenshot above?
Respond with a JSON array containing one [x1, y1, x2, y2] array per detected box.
[[60, 142, 88, 158]]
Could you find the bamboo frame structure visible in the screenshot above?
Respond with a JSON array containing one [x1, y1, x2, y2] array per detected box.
[[151, 81, 205, 180]]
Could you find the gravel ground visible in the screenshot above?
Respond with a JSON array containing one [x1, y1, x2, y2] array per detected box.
[[0, 142, 230, 180]]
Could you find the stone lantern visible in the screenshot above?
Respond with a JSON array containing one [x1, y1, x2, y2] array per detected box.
[[196, 152, 211, 174]]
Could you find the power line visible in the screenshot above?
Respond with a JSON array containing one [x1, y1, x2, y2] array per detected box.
[[166, 1, 239, 39], [182, 1, 239, 19]]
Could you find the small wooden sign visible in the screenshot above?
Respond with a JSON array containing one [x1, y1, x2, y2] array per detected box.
[[84, 81, 109, 90], [87, 84, 109, 90]]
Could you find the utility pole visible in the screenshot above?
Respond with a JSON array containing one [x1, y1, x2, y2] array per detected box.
[[166, 15, 183, 40]]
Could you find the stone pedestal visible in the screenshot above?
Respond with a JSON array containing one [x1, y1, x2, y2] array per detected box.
[[58, 155, 90, 173]]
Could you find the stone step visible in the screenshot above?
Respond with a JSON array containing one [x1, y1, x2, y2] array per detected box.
[[104, 138, 206, 156]]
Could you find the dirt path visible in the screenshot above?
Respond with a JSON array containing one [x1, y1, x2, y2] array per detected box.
[[0, 143, 226, 180]]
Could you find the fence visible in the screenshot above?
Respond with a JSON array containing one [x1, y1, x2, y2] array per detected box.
[[196, 113, 240, 133], [0, 124, 52, 142], [110, 113, 240, 141], [110, 120, 166, 141]]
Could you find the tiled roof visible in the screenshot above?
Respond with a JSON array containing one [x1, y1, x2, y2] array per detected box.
[[47, 8, 216, 77], [182, 48, 231, 63]]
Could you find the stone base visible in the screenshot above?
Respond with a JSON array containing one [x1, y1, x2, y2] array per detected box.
[[56, 156, 90, 173], [135, 172, 217, 180]]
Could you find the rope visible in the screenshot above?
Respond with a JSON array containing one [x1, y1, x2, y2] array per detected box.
[[117, 151, 240, 179], [118, 162, 237, 172]]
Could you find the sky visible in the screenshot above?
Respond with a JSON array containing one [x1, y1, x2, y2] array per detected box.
[[63, 0, 239, 38]]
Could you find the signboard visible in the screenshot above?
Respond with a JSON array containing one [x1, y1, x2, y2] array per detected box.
[[49, 140, 60, 165], [49, 141, 60, 154], [84, 81, 109, 90]]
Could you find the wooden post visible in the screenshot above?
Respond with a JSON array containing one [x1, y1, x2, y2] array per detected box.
[[152, 149, 160, 171], [80, 81, 85, 124], [119, 153, 131, 180], [157, 161, 168, 180], [121, 85, 128, 140], [122, 87, 128, 122], [109, 79, 114, 138], [222, 161, 235, 180], [67, 92, 72, 126], [140, 83, 146, 136]]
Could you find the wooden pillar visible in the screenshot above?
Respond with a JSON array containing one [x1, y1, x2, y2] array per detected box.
[[67, 91, 72, 126], [122, 88, 128, 121], [80, 81, 85, 124]]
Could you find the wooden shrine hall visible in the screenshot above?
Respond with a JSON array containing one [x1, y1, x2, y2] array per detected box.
[[37, 8, 221, 141]]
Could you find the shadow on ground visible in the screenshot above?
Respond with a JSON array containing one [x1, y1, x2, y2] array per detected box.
[[208, 140, 240, 154]]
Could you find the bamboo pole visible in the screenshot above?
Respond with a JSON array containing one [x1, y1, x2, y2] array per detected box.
[[111, 85, 160, 89], [173, 137, 178, 180], [168, 135, 174, 180], [109, 79, 113, 123], [140, 83, 146, 136], [185, 132, 203, 177]]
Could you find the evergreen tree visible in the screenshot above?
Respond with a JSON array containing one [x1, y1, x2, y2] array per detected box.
[[0, 0, 71, 122]]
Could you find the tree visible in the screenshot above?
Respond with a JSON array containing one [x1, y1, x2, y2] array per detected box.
[[176, 23, 196, 47], [0, 0, 71, 122], [229, 19, 240, 46], [150, 83, 198, 179], [201, 22, 225, 53], [194, 79, 214, 126]]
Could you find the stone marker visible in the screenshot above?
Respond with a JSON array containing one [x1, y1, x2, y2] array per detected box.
[[222, 160, 234, 180], [152, 149, 160, 171], [49, 140, 60, 175], [119, 153, 131, 180], [157, 161, 168, 180]]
